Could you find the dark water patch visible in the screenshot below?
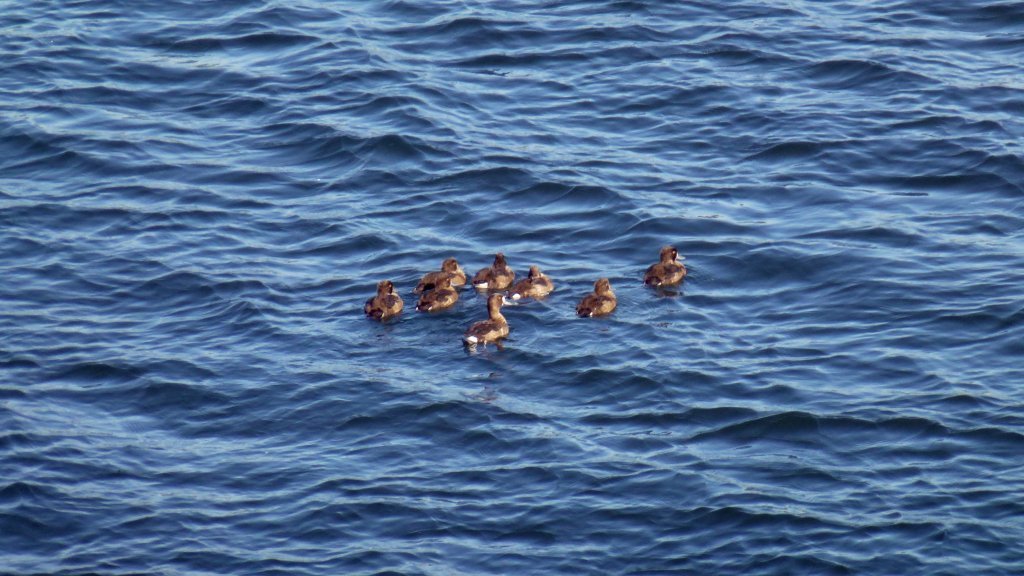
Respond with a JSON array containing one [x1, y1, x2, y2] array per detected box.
[[182, 94, 273, 119], [451, 49, 595, 70], [0, 506, 88, 552], [360, 133, 435, 164], [253, 123, 437, 171], [393, 16, 532, 48], [283, 231, 397, 259], [169, 31, 318, 54], [744, 140, 824, 163], [917, 2, 1024, 32], [0, 203, 179, 238], [0, 123, 71, 169], [580, 405, 757, 432], [625, 215, 749, 245], [128, 380, 232, 417], [688, 411, 969, 451], [49, 361, 147, 385], [40, 84, 169, 115], [612, 84, 736, 115], [0, 481, 66, 509], [429, 166, 535, 190], [797, 224, 923, 249], [804, 59, 932, 92], [976, 152, 1024, 184], [1, 144, 118, 181], [500, 181, 628, 212], [0, 354, 41, 371], [190, 299, 274, 337], [878, 172, 1023, 196], [0, 432, 41, 452], [889, 114, 1010, 137], [0, 387, 28, 400], [703, 44, 794, 68], [114, 270, 217, 308]]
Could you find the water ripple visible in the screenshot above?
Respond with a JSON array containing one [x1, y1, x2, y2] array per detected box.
[[1, 0, 1023, 573]]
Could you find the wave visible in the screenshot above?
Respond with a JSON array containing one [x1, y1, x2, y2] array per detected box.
[[2, 1, 1023, 573], [804, 58, 933, 92], [167, 31, 319, 53]]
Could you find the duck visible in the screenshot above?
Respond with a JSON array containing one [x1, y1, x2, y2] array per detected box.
[[576, 278, 617, 317], [471, 252, 515, 290], [416, 274, 459, 312], [414, 257, 467, 293], [643, 246, 686, 287], [364, 280, 403, 320], [463, 293, 509, 345], [508, 265, 554, 301]]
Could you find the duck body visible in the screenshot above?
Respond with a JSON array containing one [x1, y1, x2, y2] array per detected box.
[[576, 278, 617, 317], [463, 293, 509, 345], [414, 257, 467, 293], [644, 246, 686, 287], [472, 253, 515, 290], [416, 275, 459, 312], [364, 280, 403, 320], [509, 265, 554, 301]]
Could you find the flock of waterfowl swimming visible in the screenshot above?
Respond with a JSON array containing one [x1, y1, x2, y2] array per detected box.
[[364, 246, 687, 346]]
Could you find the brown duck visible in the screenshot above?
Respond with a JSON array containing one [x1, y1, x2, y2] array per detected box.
[[508, 265, 554, 301], [643, 246, 686, 287], [414, 257, 466, 293], [576, 278, 617, 317], [471, 253, 515, 290], [463, 293, 509, 345], [364, 280, 403, 320], [416, 274, 459, 312]]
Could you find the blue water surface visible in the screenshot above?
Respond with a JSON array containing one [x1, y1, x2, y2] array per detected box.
[[2, 1, 1023, 574]]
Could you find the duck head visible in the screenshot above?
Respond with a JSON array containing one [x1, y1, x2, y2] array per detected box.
[[377, 280, 395, 296], [441, 257, 461, 273]]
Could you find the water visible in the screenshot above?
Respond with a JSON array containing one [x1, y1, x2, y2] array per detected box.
[[2, 1, 1023, 573]]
